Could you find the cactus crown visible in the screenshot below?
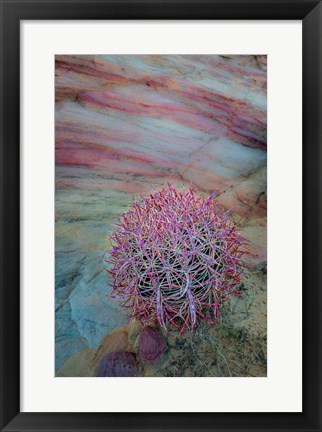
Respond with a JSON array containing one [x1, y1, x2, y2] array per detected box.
[[109, 184, 246, 333]]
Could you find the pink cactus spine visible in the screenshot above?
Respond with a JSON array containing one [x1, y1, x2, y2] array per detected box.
[[108, 184, 247, 333]]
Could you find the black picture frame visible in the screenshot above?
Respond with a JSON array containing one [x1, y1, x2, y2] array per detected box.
[[1, 1, 321, 431]]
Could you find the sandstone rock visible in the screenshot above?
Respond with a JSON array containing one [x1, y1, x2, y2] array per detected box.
[[92, 328, 129, 369], [216, 166, 267, 220], [241, 225, 267, 270], [127, 318, 143, 345], [139, 326, 165, 363], [56, 349, 95, 377], [97, 352, 140, 377], [69, 266, 130, 349]]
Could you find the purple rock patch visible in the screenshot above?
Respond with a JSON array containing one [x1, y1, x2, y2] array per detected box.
[[139, 326, 165, 363], [97, 352, 139, 377]]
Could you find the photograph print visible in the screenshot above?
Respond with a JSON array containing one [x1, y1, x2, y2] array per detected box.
[[55, 55, 267, 377]]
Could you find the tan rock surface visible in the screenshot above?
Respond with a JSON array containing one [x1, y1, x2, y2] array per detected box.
[[92, 328, 130, 370], [56, 349, 95, 377]]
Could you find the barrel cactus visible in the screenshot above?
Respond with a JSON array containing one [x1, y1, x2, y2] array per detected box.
[[108, 184, 246, 333]]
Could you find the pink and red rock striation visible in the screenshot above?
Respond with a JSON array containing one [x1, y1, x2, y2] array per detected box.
[[56, 56, 266, 185]]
